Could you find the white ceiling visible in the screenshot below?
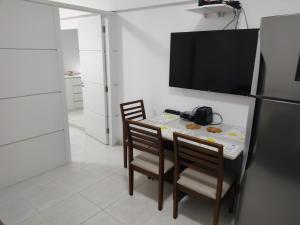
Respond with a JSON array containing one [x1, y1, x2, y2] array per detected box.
[[59, 8, 92, 19], [51, 0, 192, 11]]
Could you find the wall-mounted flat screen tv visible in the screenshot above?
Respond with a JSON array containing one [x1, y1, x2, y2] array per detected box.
[[169, 29, 259, 96]]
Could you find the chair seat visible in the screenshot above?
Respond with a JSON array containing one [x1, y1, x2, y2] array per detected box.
[[131, 151, 174, 175], [177, 168, 233, 199]]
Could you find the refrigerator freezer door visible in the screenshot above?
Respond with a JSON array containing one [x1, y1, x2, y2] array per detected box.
[[236, 99, 300, 225], [258, 14, 300, 102]]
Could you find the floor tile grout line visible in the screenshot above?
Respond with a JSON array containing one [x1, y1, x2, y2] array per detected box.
[[79, 189, 124, 211], [34, 211, 55, 225], [40, 193, 102, 225], [77, 192, 106, 210], [77, 207, 103, 225], [102, 190, 159, 225], [8, 175, 126, 220], [21, 173, 79, 212], [104, 209, 127, 225], [141, 209, 161, 225], [19, 191, 102, 225]]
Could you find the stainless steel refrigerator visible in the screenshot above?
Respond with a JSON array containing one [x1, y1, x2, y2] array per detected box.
[[235, 14, 300, 225]]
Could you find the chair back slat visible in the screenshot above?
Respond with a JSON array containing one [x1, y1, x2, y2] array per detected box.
[[123, 105, 141, 111], [129, 126, 158, 137], [180, 161, 217, 177], [130, 131, 158, 144], [179, 145, 219, 164], [120, 100, 146, 122], [124, 109, 143, 117], [173, 132, 224, 179], [177, 139, 219, 158], [132, 143, 159, 156], [126, 120, 163, 158], [178, 152, 218, 171], [126, 114, 145, 120], [131, 136, 159, 149]]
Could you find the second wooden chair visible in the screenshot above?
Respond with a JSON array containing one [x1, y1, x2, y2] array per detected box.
[[173, 132, 236, 225], [126, 119, 174, 210]]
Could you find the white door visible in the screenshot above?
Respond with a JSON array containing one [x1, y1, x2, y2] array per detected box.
[[78, 15, 108, 144]]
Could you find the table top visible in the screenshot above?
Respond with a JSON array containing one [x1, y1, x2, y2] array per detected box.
[[142, 113, 245, 160]]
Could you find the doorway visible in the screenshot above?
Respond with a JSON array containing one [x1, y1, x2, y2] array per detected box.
[[59, 8, 109, 145]]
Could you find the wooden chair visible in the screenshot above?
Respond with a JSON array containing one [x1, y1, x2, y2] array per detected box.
[[120, 100, 146, 168], [173, 132, 235, 225], [126, 119, 174, 210]]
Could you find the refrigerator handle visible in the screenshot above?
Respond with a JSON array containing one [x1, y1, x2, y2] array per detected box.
[[296, 53, 300, 81]]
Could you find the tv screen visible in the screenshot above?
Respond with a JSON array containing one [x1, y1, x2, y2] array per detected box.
[[169, 29, 259, 96]]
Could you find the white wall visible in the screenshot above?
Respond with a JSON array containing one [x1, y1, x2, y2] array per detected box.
[[59, 8, 92, 19], [109, 0, 300, 142], [60, 17, 80, 30], [51, 0, 192, 11], [52, 0, 111, 10], [61, 29, 80, 73]]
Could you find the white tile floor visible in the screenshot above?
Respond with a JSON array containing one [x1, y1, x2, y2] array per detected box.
[[68, 110, 85, 129], [0, 126, 235, 225]]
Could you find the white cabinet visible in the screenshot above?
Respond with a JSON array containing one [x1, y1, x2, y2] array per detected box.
[[64, 76, 83, 111]]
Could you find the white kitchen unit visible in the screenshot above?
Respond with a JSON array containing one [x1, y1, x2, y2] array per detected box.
[[65, 75, 84, 111]]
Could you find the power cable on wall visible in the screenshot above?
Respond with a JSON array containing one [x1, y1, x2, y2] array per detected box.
[[241, 7, 249, 29], [222, 7, 249, 30], [223, 10, 237, 30], [223, 1, 249, 29]]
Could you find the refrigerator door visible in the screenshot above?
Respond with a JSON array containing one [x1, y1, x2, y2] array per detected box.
[[257, 14, 300, 102], [236, 98, 300, 225]]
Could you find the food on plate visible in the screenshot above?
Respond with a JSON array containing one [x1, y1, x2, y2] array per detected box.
[[186, 123, 201, 130], [207, 127, 223, 133]]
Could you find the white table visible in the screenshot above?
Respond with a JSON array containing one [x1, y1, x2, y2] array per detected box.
[[143, 113, 245, 160]]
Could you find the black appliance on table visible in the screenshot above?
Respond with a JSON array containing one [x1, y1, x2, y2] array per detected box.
[[236, 14, 300, 225], [198, 0, 223, 6]]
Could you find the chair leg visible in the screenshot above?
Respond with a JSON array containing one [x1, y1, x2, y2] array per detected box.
[[123, 144, 127, 168], [158, 176, 164, 211], [129, 165, 134, 196], [229, 182, 238, 213], [213, 201, 221, 225], [173, 189, 179, 219]]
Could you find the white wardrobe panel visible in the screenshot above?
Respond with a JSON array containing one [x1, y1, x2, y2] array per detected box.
[[0, 0, 56, 49], [0, 131, 66, 189], [83, 83, 106, 115], [84, 110, 107, 144], [78, 15, 103, 51], [80, 51, 104, 84], [0, 93, 64, 146], [0, 50, 60, 98]]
